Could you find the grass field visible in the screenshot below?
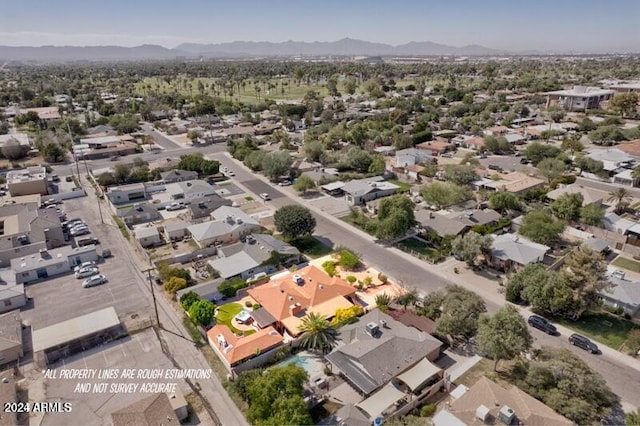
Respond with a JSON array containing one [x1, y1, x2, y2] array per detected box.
[[133, 76, 446, 105], [397, 238, 436, 256], [388, 179, 412, 193], [554, 311, 639, 350], [612, 256, 640, 273], [215, 303, 256, 336], [290, 235, 333, 258]]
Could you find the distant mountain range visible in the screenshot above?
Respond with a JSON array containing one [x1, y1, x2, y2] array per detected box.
[[0, 38, 633, 62], [0, 38, 509, 62]]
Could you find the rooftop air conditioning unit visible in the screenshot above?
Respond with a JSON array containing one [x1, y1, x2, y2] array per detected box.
[[475, 405, 490, 422], [498, 405, 515, 425], [365, 322, 380, 337]]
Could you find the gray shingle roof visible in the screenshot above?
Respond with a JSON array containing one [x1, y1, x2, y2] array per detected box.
[[491, 233, 550, 266]]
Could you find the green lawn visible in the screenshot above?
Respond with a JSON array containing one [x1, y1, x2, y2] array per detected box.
[[612, 256, 640, 273], [554, 311, 639, 350], [215, 303, 255, 336], [291, 235, 332, 258], [388, 179, 412, 193], [397, 238, 436, 256]]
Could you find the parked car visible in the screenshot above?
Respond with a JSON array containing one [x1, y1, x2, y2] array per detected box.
[[65, 176, 73, 182], [109, 155, 120, 161], [83, 274, 107, 288], [74, 261, 97, 272], [527, 315, 557, 335], [77, 237, 99, 247], [441, 152, 453, 158], [70, 227, 90, 237], [488, 164, 503, 171], [568, 333, 599, 354], [278, 180, 293, 186], [63, 219, 85, 229], [75, 267, 99, 279], [101, 248, 112, 258], [259, 193, 271, 201], [70, 224, 89, 233], [166, 202, 185, 211]]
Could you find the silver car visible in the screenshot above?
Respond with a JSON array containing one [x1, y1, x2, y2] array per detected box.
[[75, 267, 99, 279], [82, 274, 106, 288]]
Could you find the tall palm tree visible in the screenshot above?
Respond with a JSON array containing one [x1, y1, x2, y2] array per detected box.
[[297, 312, 337, 354], [608, 187, 632, 213]]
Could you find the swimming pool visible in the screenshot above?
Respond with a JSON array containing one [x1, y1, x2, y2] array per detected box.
[[278, 351, 325, 378]]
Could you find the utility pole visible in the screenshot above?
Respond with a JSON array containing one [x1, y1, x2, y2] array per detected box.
[[143, 267, 160, 327]]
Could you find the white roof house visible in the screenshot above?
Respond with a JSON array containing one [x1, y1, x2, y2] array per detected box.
[[587, 148, 634, 171], [0, 133, 31, 147]]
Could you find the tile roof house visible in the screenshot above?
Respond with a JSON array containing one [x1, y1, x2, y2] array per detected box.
[[433, 376, 573, 426], [111, 393, 180, 426], [187, 206, 262, 248], [325, 310, 443, 395], [207, 325, 284, 369], [207, 234, 300, 280], [474, 172, 545, 194], [415, 137, 453, 155], [490, 233, 550, 271], [159, 169, 199, 183], [247, 265, 357, 337]]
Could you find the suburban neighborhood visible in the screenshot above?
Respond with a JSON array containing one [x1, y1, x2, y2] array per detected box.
[[1, 4, 640, 425]]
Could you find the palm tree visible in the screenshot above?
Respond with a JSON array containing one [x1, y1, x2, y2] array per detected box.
[[608, 187, 632, 213], [297, 312, 337, 354]]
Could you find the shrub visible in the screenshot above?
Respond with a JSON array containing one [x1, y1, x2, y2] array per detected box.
[[179, 291, 200, 310], [219, 277, 248, 297], [378, 273, 388, 283], [322, 260, 337, 277], [164, 277, 187, 295], [245, 300, 253, 308], [252, 303, 261, 311], [331, 305, 365, 325], [188, 299, 215, 326], [364, 276, 373, 286], [346, 275, 357, 284], [420, 404, 437, 417], [338, 250, 362, 270]]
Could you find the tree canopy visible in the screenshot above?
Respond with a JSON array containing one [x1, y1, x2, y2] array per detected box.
[[375, 194, 415, 240], [477, 305, 532, 371], [421, 182, 473, 210], [451, 231, 492, 267], [550, 193, 583, 221], [518, 209, 565, 245], [423, 286, 487, 344], [488, 191, 521, 214], [262, 151, 293, 181], [524, 142, 562, 165], [274, 205, 316, 240]]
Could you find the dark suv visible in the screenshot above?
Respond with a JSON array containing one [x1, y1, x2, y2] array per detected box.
[[527, 315, 557, 335], [569, 333, 599, 354]]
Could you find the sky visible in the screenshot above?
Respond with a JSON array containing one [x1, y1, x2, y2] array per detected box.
[[0, 0, 639, 52]]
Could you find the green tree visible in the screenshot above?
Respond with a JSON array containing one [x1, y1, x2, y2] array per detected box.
[[518, 209, 565, 245], [625, 329, 640, 357], [514, 347, 617, 424], [524, 142, 562, 165], [179, 291, 200, 311], [293, 174, 316, 194], [561, 137, 584, 155], [574, 155, 604, 175], [394, 288, 418, 309], [435, 286, 486, 344], [483, 135, 512, 154], [589, 125, 625, 146], [505, 263, 551, 304], [608, 187, 632, 213], [42, 143, 65, 163], [243, 150, 266, 171], [488, 191, 521, 214], [580, 203, 605, 227], [188, 299, 215, 326], [451, 231, 493, 267], [113, 163, 131, 183], [537, 157, 568, 183], [610, 92, 639, 117], [550, 193, 583, 221], [421, 182, 472, 209], [442, 164, 478, 185], [558, 246, 610, 318], [164, 276, 187, 295], [274, 205, 316, 240], [245, 364, 312, 426], [297, 312, 337, 354], [477, 305, 532, 371], [375, 195, 416, 240], [303, 140, 324, 162], [261, 151, 292, 181]]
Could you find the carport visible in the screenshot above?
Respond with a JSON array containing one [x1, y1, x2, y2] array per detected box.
[[32, 306, 124, 367], [395, 357, 443, 393], [356, 383, 407, 420]]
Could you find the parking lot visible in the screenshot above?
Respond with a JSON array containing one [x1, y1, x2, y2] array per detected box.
[[21, 191, 153, 332]]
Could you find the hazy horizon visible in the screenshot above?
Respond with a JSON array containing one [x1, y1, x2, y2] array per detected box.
[[1, 0, 639, 52]]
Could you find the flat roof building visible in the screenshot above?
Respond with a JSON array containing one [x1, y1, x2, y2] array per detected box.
[[6, 167, 48, 197], [545, 86, 614, 111], [32, 306, 123, 367]]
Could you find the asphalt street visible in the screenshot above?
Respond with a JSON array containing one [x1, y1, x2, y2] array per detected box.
[[215, 152, 640, 412]]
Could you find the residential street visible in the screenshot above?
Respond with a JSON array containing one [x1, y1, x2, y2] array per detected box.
[[215, 152, 640, 412]]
